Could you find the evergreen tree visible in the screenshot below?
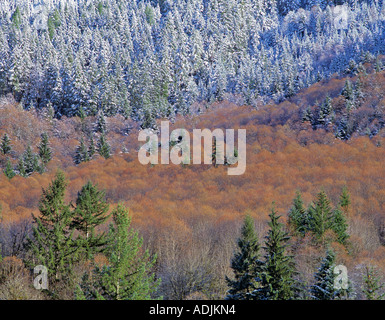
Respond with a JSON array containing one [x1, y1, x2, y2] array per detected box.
[[96, 110, 107, 134], [302, 107, 313, 123], [88, 135, 96, 159], [0, 133, 12, 155], [17, 157, 27, 177], [288, 191, 309, 236], [362, 265, 385, 300], [308, 190, 334, 245], [97, 134, 111, 159], [259, 206, 296, 300], [226, 215, 264, 300], [339, 186, 351, 217], [341, 80, 354, 101], [3, 158, 15, 180], [74, 137, 90, 164], [38, 132, 53, 167], [310, 249, 338, 300], [26, 171, 79, 290], [331, 208, 349, 245], [77, 204, 160, 300], [22, 145, 40, 176], [72, 181, 110, 259]]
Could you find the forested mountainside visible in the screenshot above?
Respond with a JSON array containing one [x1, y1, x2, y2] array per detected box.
[[0, 61, 385, 299], [0, 0, 385, 303], [0, 0, 385, 128]]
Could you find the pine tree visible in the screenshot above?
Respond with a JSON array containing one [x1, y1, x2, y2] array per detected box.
[[97, 134, 111, 159], [26, 171, 79, 288], [226, 215, 264, 300], [78, 204, 160, 300], [38, 132, 53, 167], [3, 158, 15, 180], [310, 249, 337, 300], [362, 265, 385, 300], [0, 133, 12, 155], [260, 206, 296, 300], [71, 181, 110, 260], [74, 137, 90, 164]]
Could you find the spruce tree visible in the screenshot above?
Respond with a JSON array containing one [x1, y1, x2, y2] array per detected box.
[[339, 186, 351, 217], [288, 191, 309, 236], [0, 133, 12, 155], [38, 132, 53, 167], [342, 80, 354, 101], [78, 204, 160, 300], [72, 181, 110, 259], [310, 249, 337, 300], [74, 137, 90, 164], [3, 158, 15, 180], [22, 146, 40, 176], [260, 206, 296, 300], [308, 190, 334, 245], [17, 156, 27, 177], [26, 171, 79, 287], [97, 134, 111, 159], [96, 110, 106, 134], [226, 215, 264, 300], [331, 208, 349, 246], [88, 135, 96, 159], [362, 265, 385, 300]]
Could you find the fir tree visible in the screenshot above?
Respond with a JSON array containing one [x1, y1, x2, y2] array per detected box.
[[362, 265, 385, 300], [96, 110, 107, 134], [97, 134, 111, 159], [0, 133, 12, 155], [22, 145, 40, 176], [226, 215, 264, 300], [74, 137, 90, 165], [302, 107, 313, 123], [288, 191, 309, 236], [78, 204, 160, 300], [341, 80, 354, 101], [38, 132, 53, 167], [17, 156, 27, 177], [26, 171, 79, 290], [339, 186, 351, 217], [308, 190, 334, 245], [3, 158, 15, 180], [259, 206, 296, 300], [310, 249, 337, 300], [331, 208, 349, 246], [72, 181, 110, 260], [88, 135, 96, 159]]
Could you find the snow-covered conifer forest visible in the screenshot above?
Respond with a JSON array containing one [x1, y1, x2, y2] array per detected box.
[[0, 0, 384, 127]]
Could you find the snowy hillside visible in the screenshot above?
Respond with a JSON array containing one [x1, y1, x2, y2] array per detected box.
[[0, 0, 384, 128]]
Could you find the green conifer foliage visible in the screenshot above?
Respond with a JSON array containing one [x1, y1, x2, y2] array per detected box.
[[72, 181, 110, 259], [0, 133, 12, 155], [260, 206, 296, 300], [226, 215, 264, 300], [26, 171, 79, 289], [77, 204, 160, 300]]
